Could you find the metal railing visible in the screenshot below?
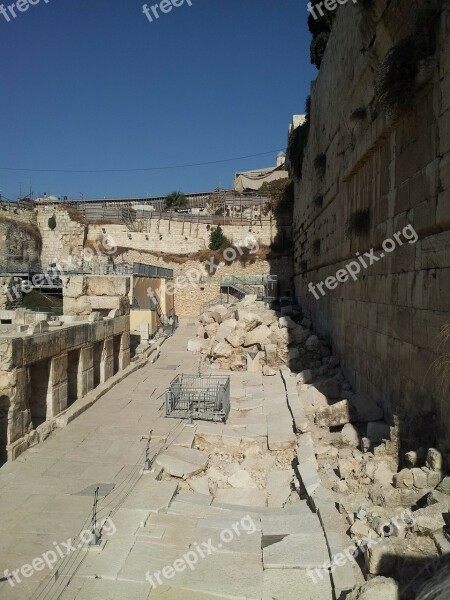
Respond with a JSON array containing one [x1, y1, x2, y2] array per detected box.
[[165, 374, 230, 422]]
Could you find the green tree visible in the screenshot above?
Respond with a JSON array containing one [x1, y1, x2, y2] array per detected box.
[[209, 226, 231, 251], [165, 191, 187, 210]]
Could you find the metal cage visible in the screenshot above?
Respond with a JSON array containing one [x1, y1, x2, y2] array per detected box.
[[165, 374, 230, 422]]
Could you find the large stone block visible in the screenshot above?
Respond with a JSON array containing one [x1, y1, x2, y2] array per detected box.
[[85, 276, 130, 296]]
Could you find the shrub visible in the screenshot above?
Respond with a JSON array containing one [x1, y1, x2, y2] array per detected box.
[[314, 154, 327, 177], [350, 107, 368, 120], [165, 191, 187, 210], [313, 195, 324, 208], [345, 208, 371, 238], [208, 225, 231, 251], [286, 96, 311, 180], [375, 5, 441, 115], [260, 179, 294, 218], [308, 12, 335, 69]]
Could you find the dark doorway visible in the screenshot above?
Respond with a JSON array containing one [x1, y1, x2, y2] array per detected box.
[[67, 349, 81, 406], [93, 341, 103, 388], [29, 359, 50, 427], [0, 395, 9, 466], [113, 335, 121, 375]]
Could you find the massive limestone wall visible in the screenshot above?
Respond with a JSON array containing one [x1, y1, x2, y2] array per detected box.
[[0, 205, 41, 272], [292, 1, 450, 453]]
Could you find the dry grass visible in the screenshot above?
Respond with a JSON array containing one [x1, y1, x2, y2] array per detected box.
[[112, 244, 275, 266], [59, 205, 88, 225], [0, 213, 43, 252]]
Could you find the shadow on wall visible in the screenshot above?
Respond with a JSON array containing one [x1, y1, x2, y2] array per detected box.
[[0, 395, 9, 466]]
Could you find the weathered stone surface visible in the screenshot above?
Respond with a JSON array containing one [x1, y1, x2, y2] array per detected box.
[[215, 319, 237, 343], [204, 323, 219, 338], [413, 503, 447, 534], [243, 325, 271, 348], [426, 448, 443, 471], [226, 329, 246, 348], [315, 400, 352, 427], [278, 316, 296, 329], [155, 447, 208, 479], [305, 335, 321, 352], [317, 378, 340, 399], [262, 365, 276, 376], [341, 423, 360, 447], [188, 338, 204, 352], [348, 394, 383, 422], [228, 469, 258, 489], [347, 577, 399, 600], [393, 468, 414, 489], [296, 369, 313, 384], [263, 532, 329, 569], [212, 341, 234, 358]]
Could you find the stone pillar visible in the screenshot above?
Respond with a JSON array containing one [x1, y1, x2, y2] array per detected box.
[[48, 353, 68, 417], [119, 332, 130, 370], [101, 337, 114, 383], [79, 345, 94, 396]]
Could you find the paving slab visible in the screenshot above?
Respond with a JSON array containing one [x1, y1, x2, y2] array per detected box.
[[214, 488, 267, 507], [266, 469, 294, 507], [155, 447, 208, 479], [263, 532, 329, 569], [262, 568, 333, 600]]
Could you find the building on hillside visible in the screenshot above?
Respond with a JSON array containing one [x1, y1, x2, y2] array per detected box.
[[234, 153, 289, 193]]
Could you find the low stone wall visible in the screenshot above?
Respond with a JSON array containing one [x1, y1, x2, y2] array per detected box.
[[0, 312, 130, 462]]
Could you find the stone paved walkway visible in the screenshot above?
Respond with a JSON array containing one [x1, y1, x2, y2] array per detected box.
[[0, 320, 333, 600]]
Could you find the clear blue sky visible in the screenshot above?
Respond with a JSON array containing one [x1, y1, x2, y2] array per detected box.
[[0, 0, 315, 199]]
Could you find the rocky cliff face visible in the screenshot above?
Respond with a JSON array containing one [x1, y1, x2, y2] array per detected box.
[[291, 0, 450, 453]]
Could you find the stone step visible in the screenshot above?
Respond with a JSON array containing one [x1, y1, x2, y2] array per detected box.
[[263, 532, 329, 569]]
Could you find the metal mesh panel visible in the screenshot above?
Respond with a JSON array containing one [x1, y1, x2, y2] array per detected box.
[[165, 374, 230, 422]]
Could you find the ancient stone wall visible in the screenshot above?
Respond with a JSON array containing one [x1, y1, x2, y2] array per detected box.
[[292, 1, 450, 452], [109, 249, 294, 316], [36, 205, 87, 269], [0, 206, 41, 272], [87, 220, 287, 255]]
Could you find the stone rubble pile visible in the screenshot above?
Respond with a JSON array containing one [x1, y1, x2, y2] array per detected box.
[[188, 296, 335, 375]]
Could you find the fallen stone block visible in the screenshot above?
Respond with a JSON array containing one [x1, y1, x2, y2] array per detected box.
[[393, 468, 414, 489], [413, 503, 447, 534], [296, 369, 313, 384], [315, 399, 352, 428], [266, 470, 294, 508], [348, 394, 383, 422], [341, 423, 360, 447], [346, 577, 399, 600], [426, 448, 443, 471], [155, 447, 208, 479]]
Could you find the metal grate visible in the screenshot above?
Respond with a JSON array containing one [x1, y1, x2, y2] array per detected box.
[[165, 374, 230, 422]]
